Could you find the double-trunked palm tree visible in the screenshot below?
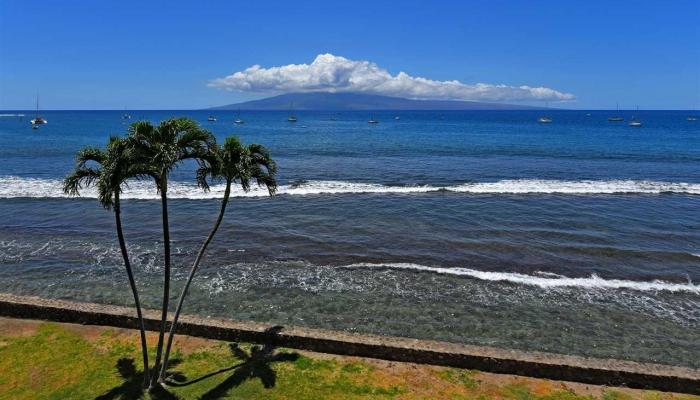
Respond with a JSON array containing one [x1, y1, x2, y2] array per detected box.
[[64, 118, 277, 391], [159, 136, 277, 383]]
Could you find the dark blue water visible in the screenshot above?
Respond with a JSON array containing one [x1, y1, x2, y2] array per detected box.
[[1, 110, 699, 367]]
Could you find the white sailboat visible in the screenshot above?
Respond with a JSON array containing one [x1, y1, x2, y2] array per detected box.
[[234, 109, 245, 124], [538, 102, 552, 123], [30, 96, 47, 127], [628, 106, 642, 127], [287, 102, 297, 122], [368, 115, 379, 124]]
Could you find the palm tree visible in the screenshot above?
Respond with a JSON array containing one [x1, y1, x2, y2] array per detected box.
[[159, 136, 277, 383], [63, 137, 152, 386], [126, 118, 216, 390]]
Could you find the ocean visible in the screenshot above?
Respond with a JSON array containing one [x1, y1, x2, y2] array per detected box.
[[0, 110, 698, 368]]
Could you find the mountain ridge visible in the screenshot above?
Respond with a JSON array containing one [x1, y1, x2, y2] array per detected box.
[[208, 92, 548, 111]]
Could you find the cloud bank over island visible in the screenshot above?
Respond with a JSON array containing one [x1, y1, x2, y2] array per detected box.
[[209, 53, 575, 102]]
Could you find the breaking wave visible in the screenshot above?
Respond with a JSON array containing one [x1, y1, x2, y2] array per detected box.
[[342, 263, 700, 294], [1, 176, 700, 199]]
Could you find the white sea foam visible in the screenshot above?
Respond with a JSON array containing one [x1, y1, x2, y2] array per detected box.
[[342, 263, 700, 294], [1, 176, 699, 199]]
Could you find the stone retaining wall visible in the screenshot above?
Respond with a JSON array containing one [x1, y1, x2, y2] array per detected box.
[[0, 293, 697, 394]]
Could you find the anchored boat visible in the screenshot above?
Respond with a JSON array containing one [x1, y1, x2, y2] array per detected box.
[[538, 102, 552, 123], [628, 106, 642, 127], [30, 96, 47, 127], [608, 103, 624, 122], [287, 102, 297, 122], [234, 109, 244, 124]]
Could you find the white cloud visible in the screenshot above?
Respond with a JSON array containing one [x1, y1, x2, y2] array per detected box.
[[208, 53, 575, 102]]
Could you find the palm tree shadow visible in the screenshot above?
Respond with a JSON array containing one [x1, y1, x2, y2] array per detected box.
[[95, 358, 185, 400], [172, 326, 299, 400]]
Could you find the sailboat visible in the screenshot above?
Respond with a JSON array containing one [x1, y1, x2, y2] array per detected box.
[[234, 109, 245, 124], [30, 96, 47, 126], [122, 107, 131, 120], [287, 102, 297, 122], [538, 102, 552, 123], [628, 106, 642, 127], [608, 103, 624, 122], [368, 115, 379, 124], [207, 115, 217, 122]]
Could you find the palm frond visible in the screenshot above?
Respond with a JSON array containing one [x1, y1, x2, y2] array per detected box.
[[63, 167, 101, 196], [195, 164, 215, 192], [128, 120, 155, 138], [127, 119, 216, 192], [176, 128, 216, 150], [247, 144, 277, 195], [251, 167, 277, 195], [213, 136, 278, 196], [75, 146, 107, 169], [97, 135, 158, 208]]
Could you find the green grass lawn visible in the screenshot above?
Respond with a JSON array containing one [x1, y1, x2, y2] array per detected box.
[[0, 320, 696, 400]]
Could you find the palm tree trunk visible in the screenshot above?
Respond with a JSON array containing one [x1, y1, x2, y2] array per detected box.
[[114, 191, 151, 387], [159, 181, 231, 382], [150, 175, 171, 390]]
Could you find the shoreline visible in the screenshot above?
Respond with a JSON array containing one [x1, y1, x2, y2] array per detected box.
[[0, 292, 697, 394]]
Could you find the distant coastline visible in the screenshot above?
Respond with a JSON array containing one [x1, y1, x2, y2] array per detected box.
[[206, 92, 550, 111]]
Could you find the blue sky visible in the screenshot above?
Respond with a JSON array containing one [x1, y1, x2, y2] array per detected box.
[[1, 0, 698, 110]]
